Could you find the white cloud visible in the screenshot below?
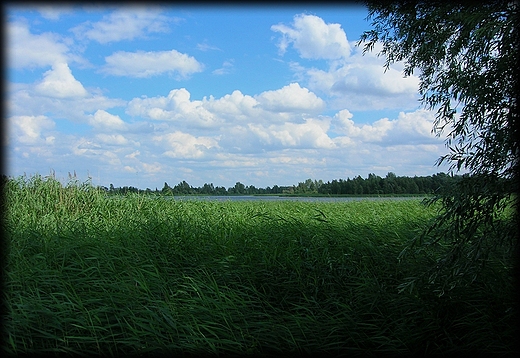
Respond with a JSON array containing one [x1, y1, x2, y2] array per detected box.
[[249, 118, 335, 149], [141, 162, 163, 173], [71, 8, 171, 44], [6, 9, 449, 188], [202, 90, 260, 122], [123, 166, 138, 173], [298, 60, 420, 111], [127, 88, 218, 127], [271, 14, 421, 112], [125, 150, 140, 159], [333, 109, 392, 142], [95, 133, 129, 145], [383, 110, 440, 145], [99, 151, 122, 166], [271, 14, 351, 60], [9, 115, 55, 144], [197, 41, 221, 52], [126, 85, 325, 129], [101, 49, 203, 78], [255, 83, 325, 113], [332, 109, 441, 146], [154, 131, 219, 159], [7, 106, 449, 189], [7, 81, 126, 126], [328, 64, 420, 96], [36, 6, 74, 20], [89, 110, 127, 131], [212, 60, 234, 75], [7, 21, 69, 68], [35, 62, 88, 98]]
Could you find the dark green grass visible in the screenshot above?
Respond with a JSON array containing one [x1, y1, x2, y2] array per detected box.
[[3, 175, 517, 356]]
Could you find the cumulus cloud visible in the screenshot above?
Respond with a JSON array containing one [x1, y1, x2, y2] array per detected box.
[[89, 110, 127, 131], [248, 118, 335, 149], [332, 109, 440, 146], [35, 62, 88, 98], [127, 88, 218, 127], [202, 90, 260, 122], [8, 80, 126, 125], [333, 109, 392, 142], [7, 21, 69, 68], [154, 131, 219, 159], [383, 110, 440, 145], [9, 115, 55, 144], [271, 14, 351, 60], [271, 14, 421, 111], [71, 8, 171, 44], [6, 11, 449, 189], [7, 100, 447, 189], [328, 64, 420, 97], [126, 84, 326, 129], [101, 49, 203, 78], [294, 59, 420, 111], [218, 117, 335, 154], [255, 83, 325, 113]]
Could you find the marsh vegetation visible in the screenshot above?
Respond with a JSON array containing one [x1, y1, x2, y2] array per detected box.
[[3, 175, 516, 356]]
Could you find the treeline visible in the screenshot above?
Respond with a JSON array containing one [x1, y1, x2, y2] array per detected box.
[[104, 172, 461, 196], [317, 172, 455, 195]]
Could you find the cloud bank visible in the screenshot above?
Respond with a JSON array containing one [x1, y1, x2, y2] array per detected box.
[[6, 9, 450, 189]]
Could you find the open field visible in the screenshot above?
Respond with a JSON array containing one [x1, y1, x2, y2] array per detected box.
[[3, 175, 517, 356]]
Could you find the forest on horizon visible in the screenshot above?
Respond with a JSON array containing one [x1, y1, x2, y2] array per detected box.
[[103, 172, 467, 196]]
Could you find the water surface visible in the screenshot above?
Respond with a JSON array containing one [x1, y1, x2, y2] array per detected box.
[[168, 195, 426, 203]]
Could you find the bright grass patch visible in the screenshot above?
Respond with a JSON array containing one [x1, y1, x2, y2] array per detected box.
[[3, 175, 516, 356]]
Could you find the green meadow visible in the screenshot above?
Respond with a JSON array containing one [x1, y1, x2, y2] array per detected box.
[[3, 175, 516, 356]]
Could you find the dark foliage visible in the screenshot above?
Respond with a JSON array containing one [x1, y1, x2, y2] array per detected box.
[[359, 0, 519, 290]]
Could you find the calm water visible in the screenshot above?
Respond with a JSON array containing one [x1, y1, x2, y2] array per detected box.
[[168, 195, 426, 203]]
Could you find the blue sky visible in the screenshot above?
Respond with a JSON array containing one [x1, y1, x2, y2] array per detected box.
[[5, 4, 453, 190]]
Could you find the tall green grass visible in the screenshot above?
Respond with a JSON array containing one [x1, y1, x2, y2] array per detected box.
[[3, 175, 516, 356]]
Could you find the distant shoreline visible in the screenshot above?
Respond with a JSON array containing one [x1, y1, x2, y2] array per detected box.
[[252, 193, 430, 198], [108, 193, 431, 198]]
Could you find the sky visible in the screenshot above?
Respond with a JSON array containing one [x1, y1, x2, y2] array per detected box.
[[5, 4, 454, 190]]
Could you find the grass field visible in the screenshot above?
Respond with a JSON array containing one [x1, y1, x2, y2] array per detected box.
[[3, 175, 517, 356]]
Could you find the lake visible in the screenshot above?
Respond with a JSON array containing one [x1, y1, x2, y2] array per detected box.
[[168, 195, 427, 203]]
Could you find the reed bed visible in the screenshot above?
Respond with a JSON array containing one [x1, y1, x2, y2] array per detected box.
[[3, 175, 516, 356]]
